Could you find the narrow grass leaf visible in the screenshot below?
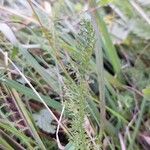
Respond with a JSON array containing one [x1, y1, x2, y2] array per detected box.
[[0, 137, 14, 150], [90, 0, 121, 75], [2, 79, 62, 111]]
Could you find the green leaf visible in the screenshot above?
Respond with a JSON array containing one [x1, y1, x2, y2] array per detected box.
[[2, 79, 62, 111]]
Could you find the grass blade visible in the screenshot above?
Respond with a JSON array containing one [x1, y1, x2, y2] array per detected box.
[[2, 79, 62, 111], [90, 0, 121, 75], [90, 0, 106, 139]]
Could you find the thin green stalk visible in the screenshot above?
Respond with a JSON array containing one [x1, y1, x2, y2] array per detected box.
[[90, 0, 106, 140]]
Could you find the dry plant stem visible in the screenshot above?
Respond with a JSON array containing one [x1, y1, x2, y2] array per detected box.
[[130, 0, 150, 25], [118, 133, 126, 150], [56, 106, 65, 150], [89, 0, 106, 140], [125, 86, 143, 97], [124, 113, 138, 144], [0, 48, 69, 136]]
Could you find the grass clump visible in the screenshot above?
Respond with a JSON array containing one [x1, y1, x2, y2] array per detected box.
[[0, 0, 150, 150]]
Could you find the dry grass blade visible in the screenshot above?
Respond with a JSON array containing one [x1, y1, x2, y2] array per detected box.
[[56, 106, 65, 150], [118, 133, 126, 150]]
